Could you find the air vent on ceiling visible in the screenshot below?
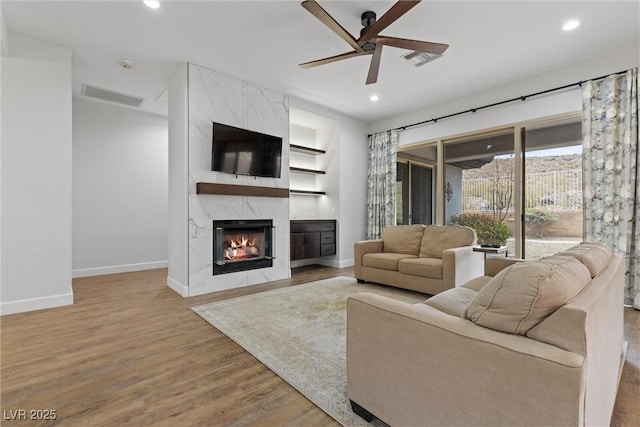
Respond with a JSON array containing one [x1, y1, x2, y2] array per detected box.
[[403, 51, 442, 67], [82, 84, 145, 107]]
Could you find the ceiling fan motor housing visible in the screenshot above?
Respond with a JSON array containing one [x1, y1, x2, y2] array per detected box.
[[360, 11, 377, 51], [361, 10, 376, 27]]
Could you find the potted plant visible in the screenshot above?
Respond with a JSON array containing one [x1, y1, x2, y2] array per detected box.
[[449, 213, 511, 246]]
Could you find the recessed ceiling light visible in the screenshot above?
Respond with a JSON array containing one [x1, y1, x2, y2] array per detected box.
[[369, 94, 379, 102], [144, 0, 160, 9], [562, 20, 580, 31]]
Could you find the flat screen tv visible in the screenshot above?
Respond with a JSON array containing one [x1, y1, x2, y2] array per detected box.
[[211, 122, 282, 178]]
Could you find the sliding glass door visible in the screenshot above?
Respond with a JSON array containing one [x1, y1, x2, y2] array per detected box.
[[443, 130, 515, 227], [397, 162, 409, 224], [396, 159, 434, 225], [440, 130, 516, 256], [396, 113, 583, 259], [522, 118, 583, 258]]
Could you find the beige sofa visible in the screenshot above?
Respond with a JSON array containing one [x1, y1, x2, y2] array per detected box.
[[354, 225, 484, 295], [347, 242, 627, 426]]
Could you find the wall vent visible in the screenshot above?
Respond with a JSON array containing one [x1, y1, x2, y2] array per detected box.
[[403, 51, 442, 67], [82, 84, 145, 107]]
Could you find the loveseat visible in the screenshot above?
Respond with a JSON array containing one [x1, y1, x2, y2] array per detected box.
[[347, 242, 626, 426], [354, 224, 484, 295]]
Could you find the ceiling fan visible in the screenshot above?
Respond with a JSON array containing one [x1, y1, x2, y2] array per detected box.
[[299, 0, 449, 85]]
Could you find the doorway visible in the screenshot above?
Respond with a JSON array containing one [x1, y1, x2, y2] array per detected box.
[[396, 158, 434, 225]]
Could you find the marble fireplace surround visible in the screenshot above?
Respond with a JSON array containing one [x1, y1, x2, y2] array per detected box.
[[187, 63, 291, 297]]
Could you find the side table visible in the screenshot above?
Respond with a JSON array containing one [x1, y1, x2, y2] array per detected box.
[[473, 246, 508, 261]]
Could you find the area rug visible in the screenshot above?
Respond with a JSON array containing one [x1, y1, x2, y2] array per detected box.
[[192, 276, 426, 427]]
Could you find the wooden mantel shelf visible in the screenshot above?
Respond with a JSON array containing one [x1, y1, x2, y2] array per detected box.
[[196, 183, 289, 198]]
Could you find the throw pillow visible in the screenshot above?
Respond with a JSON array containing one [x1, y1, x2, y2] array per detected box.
[[465, 256, 591, 335]]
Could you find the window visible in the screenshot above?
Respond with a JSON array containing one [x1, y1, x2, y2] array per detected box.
[[396, 113, 583, 259]]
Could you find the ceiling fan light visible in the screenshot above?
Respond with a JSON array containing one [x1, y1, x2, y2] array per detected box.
[[369, 94, 379, 102]]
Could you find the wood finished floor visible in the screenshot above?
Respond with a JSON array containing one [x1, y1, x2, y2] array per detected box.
[[1, 266, 638, 427]]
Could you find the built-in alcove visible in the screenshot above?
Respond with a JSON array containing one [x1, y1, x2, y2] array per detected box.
[[289, 108, 339, 218]]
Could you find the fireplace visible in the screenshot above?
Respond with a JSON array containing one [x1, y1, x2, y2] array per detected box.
[[213, 219, 274, 275]]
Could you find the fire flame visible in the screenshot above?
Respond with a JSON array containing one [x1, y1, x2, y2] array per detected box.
[[225, 235, 258, 260]]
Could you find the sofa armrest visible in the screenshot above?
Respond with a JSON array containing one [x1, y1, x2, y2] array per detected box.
[[354, 239, 383, 278], [347, 292, 585, 427], [484, 256, 525, 276], [441, 246, 484, 291]]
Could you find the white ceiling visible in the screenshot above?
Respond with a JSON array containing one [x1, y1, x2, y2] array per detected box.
[[2, 1, 639, 122]]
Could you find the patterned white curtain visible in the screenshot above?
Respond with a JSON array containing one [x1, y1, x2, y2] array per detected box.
[[582, 68, 639, 309], [366, 131, 399, 239]]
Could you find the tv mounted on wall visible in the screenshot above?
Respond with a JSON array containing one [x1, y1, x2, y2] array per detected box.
[[211, 122, 282, 178]]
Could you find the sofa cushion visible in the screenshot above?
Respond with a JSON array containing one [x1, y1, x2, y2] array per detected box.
[[398, 257, 443, 279], [424, 287, 478, 317], [555, 242, 612, 278], [465, 256, 591, 335], [419, 225, 476, 258], [460, 275, 493, 292], [363, 253, 417, 271], [382, 225, 426, 256]]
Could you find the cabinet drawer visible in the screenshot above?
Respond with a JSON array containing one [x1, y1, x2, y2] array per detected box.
[[291, 220, 336, 232], [320, 244, 336, 256], [320, 232, 335, 244]]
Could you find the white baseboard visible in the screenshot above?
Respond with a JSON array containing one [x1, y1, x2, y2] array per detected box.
[[72, 261, 168, 278], [167, 276, 189, 297], [0, 292, 74, 316], [331, 258, 354, 268], [290, 258, 321, 268]]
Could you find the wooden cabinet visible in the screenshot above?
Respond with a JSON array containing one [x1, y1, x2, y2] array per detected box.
[[290, 220, 336, 260]]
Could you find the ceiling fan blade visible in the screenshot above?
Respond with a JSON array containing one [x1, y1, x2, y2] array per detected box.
[[301, 0, 363, 52], [299, 50, 370, 68], [358, 0, 421, 46], [376, 36, 449, 55], [366, 44, 383, 85]]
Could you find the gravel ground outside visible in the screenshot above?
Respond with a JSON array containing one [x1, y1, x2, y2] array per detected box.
[[504, 237, 581, 260]]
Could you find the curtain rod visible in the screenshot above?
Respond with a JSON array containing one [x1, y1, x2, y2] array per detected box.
[[369, 69, 631, 137]]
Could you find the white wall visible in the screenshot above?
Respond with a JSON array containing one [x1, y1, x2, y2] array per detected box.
[[0, 7, 6, 310], [290, 97, 369, 268], [316, 122, 340, 220], [0, 6, 9, 56], [1, 33, 73, 315], [371, 46, 639, 146], [72, 98, 168, 277], [167, 63, 189, 296]]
